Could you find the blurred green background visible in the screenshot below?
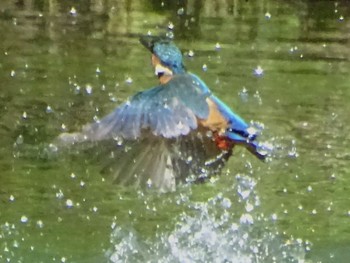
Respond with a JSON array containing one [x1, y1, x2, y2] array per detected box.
[[1, 0, 350, 262]]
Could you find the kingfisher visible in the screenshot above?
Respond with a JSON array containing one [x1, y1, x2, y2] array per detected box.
[[58, 35, 265, 192]]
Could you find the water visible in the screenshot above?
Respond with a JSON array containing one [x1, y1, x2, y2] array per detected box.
[[1, 0, 350, 262], [107, 177, 306, 263]]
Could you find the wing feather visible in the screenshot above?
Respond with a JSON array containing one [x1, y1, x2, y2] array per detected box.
[[80, 74, 210, 141]]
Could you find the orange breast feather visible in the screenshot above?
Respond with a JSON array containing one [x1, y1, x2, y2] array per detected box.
[[198, 98, 233, 151]]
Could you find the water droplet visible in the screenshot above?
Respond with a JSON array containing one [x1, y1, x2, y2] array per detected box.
[[177, 7, 185, 15], [92, 115, 100, 123], [46, 105, 53, 113], [66, 199, 74, 208], [202, 64, 208, 71], [125, 77, 133, 84], [70, 7, 77, 16], [186, 155, 193, 162], [49, 143, 58, 152], [36, 220, 44, 228], [146, 178, 152, 187], [166, 31, 174, 39], [253, 90, 263, 105], [74, 84, 81, 94], [240, 213, 254, 224], [221, 198, 231, 209], [85, 84, 93, 95], [302, 122, 308, 127], [288, 140, 298, 157], [168, 22, 174, 30], [239, 87, 249, 102], [247, 127, 257, 137], [56, 189, 64, 199], [271, 213, 278, 221], [16, 135, 24, 145], [20, 215, 28, 223], [209, 177, 218, 184], [238, 189, 250, 200], [245, 203, 254, 212], [253, 66, 264, 76]]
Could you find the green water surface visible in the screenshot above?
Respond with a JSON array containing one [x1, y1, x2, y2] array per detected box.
[[1, 0, 350, 262]]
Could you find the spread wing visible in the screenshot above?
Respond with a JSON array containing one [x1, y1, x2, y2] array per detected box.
[[80, 74, 210, 141], [96, 137, 178, 192], [92, 129, 232, 192]]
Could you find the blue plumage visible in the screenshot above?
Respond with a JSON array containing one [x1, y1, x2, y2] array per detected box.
[[140, 35, 186, 74], [57, 35, 265, 191], [82, 74, 210, 140], [189, 72, 253, 142]]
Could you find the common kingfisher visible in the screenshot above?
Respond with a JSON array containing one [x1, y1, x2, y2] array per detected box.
[[58, 35, 265, 192]]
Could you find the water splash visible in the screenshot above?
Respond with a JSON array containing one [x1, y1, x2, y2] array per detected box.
[[107, 176, 307, 263]]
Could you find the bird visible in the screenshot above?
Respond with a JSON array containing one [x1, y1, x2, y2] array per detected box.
[[57, 35, 266, 192]]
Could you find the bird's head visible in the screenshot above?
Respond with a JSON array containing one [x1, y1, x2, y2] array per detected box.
[[140, 35, 186, 83]]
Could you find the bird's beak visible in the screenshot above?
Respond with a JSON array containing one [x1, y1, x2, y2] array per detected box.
[[140, 35, 160, 53]]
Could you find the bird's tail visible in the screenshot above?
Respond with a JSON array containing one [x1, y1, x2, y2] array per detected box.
[[244, 141, 268, 161], [226, 128, 267, 161]]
